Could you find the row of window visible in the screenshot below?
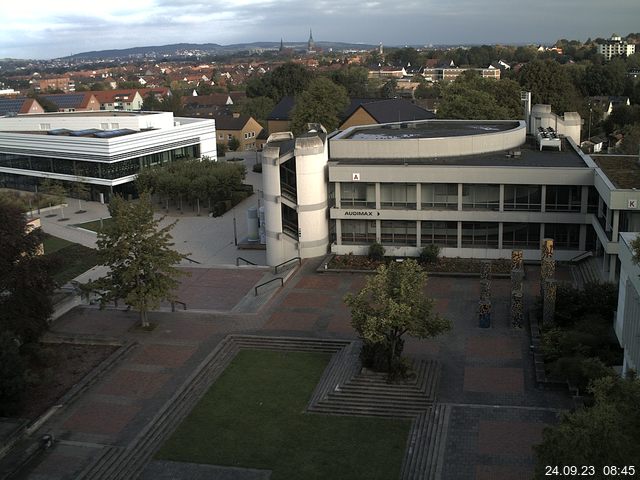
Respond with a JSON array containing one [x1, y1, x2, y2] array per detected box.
[[339, 183, 597, 213], [340, 220, 582, 250], [0, 145, 199, 180]]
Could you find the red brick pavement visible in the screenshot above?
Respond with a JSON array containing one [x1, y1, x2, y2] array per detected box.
[[463, 367, 525, 394], [477, 420, 545, 456], [151, 318, 222, 342], [96, 369, 171, 399], [130, 344, 197, 368], [465, 336, 522, 359], [295, 275, 342, 290], [281, 292, 332, 308], [265, 311, 320, 331], [63, 401, 140, 436]]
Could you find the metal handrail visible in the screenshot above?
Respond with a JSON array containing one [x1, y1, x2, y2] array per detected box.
[[236, 256, 257, 266], [184, 256, 201, 264], [569, 251, 593, 264], [171, 301, 187, 311], [255, 277, 283, 296], [274, 256, 301, 274]]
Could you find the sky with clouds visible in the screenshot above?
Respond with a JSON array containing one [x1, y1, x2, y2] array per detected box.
[[1, 0, 638, 59]]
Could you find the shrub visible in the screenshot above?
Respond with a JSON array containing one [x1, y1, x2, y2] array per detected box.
[[216, 142, 227, 157], [368, 242, 385, 261], [552, 356, 613, 392], [419, 244, 440, 264]]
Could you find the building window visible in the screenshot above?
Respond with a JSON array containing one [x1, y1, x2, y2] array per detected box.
[[502, 223, 540, 249], [227, 134, 233, 140], [279, 157, 297, 202], [421, 221, 457, 247], [461, 222, 499, 248], [281, 204, 298, 240], [380, 183, 416, 209], [340, 182, 375, 208], [545, 185, 581, 212], [381, 220, 416, 246], [545, 223, 579, 249], [503, 185, 541, 211], [462, 184, 499, 210], [421, 184, 457, 210], [341, 220, 376, 245]]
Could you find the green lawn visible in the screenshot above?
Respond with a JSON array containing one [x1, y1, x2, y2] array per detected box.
[[73, 217, 113, 233], [43, 235, 99, 285], [156, 350, 411, 480]]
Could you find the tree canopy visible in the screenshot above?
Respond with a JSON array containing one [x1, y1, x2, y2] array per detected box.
[[437, 72, 522, 120], [0, 199, 54, 344], [534, 375, 640, 476], [344, 259, 451, 375], [246, 62, 314, 103], [84, 193, 187, 327], [290, 77, 349, 134], [517, 59, 583, 114]]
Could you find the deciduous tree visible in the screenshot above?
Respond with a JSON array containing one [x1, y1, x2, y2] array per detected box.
[[84, 193, 187, 328], [290, 77, 348, 134], [344, 259, 451, 376]]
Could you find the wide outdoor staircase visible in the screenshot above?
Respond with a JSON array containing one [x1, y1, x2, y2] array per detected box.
[[571, 255, 604, 289], [78, 335, 446, 480], [308, 357, 440, 418], [400, 404, 452, 480]]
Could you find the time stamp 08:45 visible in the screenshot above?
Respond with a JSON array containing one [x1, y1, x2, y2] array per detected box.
[[545, 466, 636, 476]]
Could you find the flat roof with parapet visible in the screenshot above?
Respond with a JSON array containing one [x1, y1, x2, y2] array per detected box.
[[340, 120, 520, 140], [593, 155, 640, 189], [331, 136, 589, 168], [10, 111, 154, 118]]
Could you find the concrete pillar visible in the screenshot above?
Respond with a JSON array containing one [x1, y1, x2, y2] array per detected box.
[[457, 183, 463, 211], [335, 219, 342, 246], [498, 222, 504, 250], [416, 220, 422, 248], [335, 182, 341, 208], [612, 210, 620, 240], [376, 219, 381, 243], [580, 185, 589, 214], [609, 255, 617, 282], [375, 183, 381, 210], [499, 184, 504, 212], [579, 224, 587, 251], [416, 184, 421, 211], [457, 221, 462, 249], [540, 185, 546, 213]]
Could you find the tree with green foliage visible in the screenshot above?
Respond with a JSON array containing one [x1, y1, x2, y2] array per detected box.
[[0, 330, 28, 416], [290, 77, 349, 134], [517, 59, 582, 114], [84, 193, 187, 328], [237, 96, 275, 126], [380, 78, 398, 99], [0, 199, 54, 343], [246, 62, 314, 103], [71, 178, 90, 212], [344, 259, 451, 377], [534, 375, 640, 477], [142, 92, 163, 111], [228, 136, 241, 151], [329, 66, 371, 97], [438, 72, 522, 120]]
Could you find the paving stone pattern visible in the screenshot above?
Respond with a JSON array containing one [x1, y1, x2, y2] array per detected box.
[[11, 261, 576, 480]]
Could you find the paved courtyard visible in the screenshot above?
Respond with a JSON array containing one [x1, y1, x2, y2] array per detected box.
[[4, 258, 575, 480]]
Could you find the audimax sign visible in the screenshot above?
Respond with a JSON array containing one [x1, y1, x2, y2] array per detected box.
[[344, 211, 380, 216]]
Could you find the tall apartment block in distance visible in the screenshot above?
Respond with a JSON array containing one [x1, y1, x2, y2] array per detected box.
[[597, 34, 636, 61]]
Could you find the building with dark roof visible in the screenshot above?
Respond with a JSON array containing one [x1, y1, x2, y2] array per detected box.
[[37, 92, 100, 112], [0, 98, 44, 116], [214, 114, 263, 151]]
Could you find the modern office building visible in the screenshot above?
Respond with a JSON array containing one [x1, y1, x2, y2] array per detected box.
[[0, 111, 216, 201], [262, 106, 640, 286], [614, 233, 640, 375]]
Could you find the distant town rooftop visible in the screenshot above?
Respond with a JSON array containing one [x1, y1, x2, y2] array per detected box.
[[6, 111, 156, 118], [593, 155, 640, 189]]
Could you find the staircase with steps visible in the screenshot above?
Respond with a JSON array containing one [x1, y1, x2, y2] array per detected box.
[[400, 404, 452, 480], [571, 256, 604, 289], [76, 334, 446, 480], [308, 357, 441, 418]]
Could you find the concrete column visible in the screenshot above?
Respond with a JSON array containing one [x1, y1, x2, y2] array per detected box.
[[612, 210, 620, 241], [579, 224, 587, 251], [335, 182, 341, 209], [539, 223, 545, 248], [375, 183, 381, 210], [376, 219, 381, 243], [498, 222, 504, 250], [540, 185, 546, 213], [609, 254, 617, 282], [416, 220, 422, 248], [580, 185, 589, 214], [457, 183, 463, 211], [416, 184, 421, 211], [457, 221, 462, 249], [336, 219, 342, 245], [499, 184, 505, 212], [606, 207, 612, 232]]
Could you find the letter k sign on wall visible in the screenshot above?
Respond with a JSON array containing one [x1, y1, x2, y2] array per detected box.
[[352, 173, 360, 181]]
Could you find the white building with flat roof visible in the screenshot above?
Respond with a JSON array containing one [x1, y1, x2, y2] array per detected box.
[[0, 111, 216, 201]]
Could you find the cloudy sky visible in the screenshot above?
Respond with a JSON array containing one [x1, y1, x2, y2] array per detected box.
[[1, 0, 638, 59]]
